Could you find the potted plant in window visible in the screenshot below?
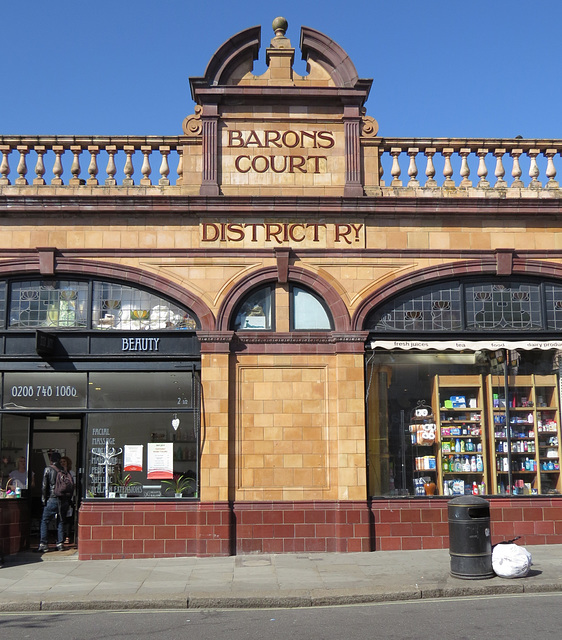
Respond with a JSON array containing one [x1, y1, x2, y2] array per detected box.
[[162, 474, 193, 498], [111, 472, 141, 497]]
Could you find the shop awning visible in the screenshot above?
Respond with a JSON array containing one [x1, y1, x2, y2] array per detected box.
[[370, 339, 562, 352]]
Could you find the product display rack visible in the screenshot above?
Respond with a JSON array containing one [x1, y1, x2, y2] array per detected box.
[[408, 399, 437, 496], [487, 374, 561, 495], [433, 375, 488, 496]]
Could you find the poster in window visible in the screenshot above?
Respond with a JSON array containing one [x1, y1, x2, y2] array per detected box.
[[147, 442, 173, 479], [124, 444, 143, 472]]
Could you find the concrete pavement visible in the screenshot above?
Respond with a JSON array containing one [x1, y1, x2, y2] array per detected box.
[[0, 544, 561, 612]]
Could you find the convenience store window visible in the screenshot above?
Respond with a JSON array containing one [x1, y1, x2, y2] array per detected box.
[[365, 276, 562, 499], [366, 348, 561, 499]]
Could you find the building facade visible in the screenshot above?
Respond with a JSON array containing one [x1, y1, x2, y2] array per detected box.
[[1, 18, 562, 560]]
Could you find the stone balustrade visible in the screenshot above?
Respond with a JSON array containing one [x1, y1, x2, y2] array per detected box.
[[1, 135, 562, 196], [374, 138, 562, 195], [0, 136, 183, 187]]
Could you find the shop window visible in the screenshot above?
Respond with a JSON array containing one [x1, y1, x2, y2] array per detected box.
[[366, 348, 562, 499], [84, 372, 198, 499], [5, 278, 199, 331], [0, 415, 31, 495], [86, 411, 198, 499], [291, 286, 332, 330], [232, 285, 274, 330], [367, 278, 562, 333]]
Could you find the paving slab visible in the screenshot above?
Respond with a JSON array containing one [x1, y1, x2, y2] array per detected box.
[[0, 544, 561, 611]]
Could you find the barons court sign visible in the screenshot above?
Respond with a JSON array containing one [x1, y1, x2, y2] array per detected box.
[[226, 128, 336, 175]]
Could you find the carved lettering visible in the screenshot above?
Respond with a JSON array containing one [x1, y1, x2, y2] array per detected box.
[[226, 129, 336, 175], [200, 222, 362, 245]]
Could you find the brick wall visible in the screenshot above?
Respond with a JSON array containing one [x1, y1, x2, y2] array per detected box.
[[0, 500, 29, 557], [77, 497, 562, 560]]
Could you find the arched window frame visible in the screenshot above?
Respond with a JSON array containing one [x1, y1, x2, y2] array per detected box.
[[365, 278, 562, 334], [1, 277, 200, 331], [230, 282, 334, 332]]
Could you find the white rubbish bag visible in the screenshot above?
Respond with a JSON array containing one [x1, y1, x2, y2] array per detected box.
[[492, 543, 532, 578]]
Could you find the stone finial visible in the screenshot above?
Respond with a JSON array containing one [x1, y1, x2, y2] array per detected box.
[[272, 16, 288, 38]]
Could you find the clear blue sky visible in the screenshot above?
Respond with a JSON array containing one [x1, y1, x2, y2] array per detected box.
[[1, 1, 560, 138]]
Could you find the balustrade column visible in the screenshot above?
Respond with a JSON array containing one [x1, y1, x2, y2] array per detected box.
[[15, 146, 29, 185], [424, 148, 437, 187], [0, 146, 12, 185], [510, 148, 524, 188], [476, 148, 490, 188], [123, 145, 135, 186], [140, 145, 152, 186], [176, 148, 184, 186], [528, 149, 542, 189], [158, 145, 170, 186], [406, 148, 419, 187], [33, 146, 46, 185], [544, 148, 559, 189], [459, 148, 472, 188], [442, 148, 455, 188], [87, 146, 99, 185], [390, 147, 402, 187], [493, 148, 507, 188], [51, 146, 64, 185], [105, 145, 117, 186], [69, 145, 85, 186]]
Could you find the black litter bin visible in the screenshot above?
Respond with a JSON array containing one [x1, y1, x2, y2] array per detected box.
[[448, 495, 494, 579]]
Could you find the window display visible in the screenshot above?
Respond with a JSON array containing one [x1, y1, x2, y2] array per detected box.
[[366, 348, 562, 498]]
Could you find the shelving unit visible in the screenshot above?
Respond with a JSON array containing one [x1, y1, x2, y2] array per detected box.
[[408, 400, 437, 495], [433, 375, 488, 496], [487, 374, 561, 495]]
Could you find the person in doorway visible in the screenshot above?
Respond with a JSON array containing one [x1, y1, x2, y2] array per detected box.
[[8, 456, 35, 491], [37, 451, 73, 552], [59, 456, 76, 545]]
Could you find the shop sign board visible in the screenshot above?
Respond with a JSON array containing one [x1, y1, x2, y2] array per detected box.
[[3, 372, 87, 409]]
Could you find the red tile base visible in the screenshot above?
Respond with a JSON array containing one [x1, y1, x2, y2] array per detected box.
[[76, 497, 562, 559]]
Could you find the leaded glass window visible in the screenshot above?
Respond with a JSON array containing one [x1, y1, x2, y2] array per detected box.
[[92, 282, 198, 330], [465, 283, 541, 330], [545, 284, 562, 330], [367, 283, 462, 332], [6, 279, 199, 331], [9, 280, 89, 328], [366, 279, 562, 334]]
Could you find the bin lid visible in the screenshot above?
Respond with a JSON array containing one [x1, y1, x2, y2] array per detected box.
[[448, 495, 489, 507]]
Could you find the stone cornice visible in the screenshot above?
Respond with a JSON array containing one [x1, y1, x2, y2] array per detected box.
[[1, 193, 562, 217]]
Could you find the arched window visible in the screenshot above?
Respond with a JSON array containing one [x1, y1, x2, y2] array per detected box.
[[231, 283, 333, 331], [233, 285, 274, 331], [292, 286, 332, 330], [365, 279, 562, 333], [4, 278, 199, 331]]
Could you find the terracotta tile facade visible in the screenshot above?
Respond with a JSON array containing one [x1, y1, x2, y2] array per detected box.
[[3, 19, 562, 560]]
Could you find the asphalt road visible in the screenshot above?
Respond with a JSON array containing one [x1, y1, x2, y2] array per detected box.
[[0, 593, 561, 640]]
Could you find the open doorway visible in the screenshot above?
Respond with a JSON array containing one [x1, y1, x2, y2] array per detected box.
[[30, 417, 82, 547]]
